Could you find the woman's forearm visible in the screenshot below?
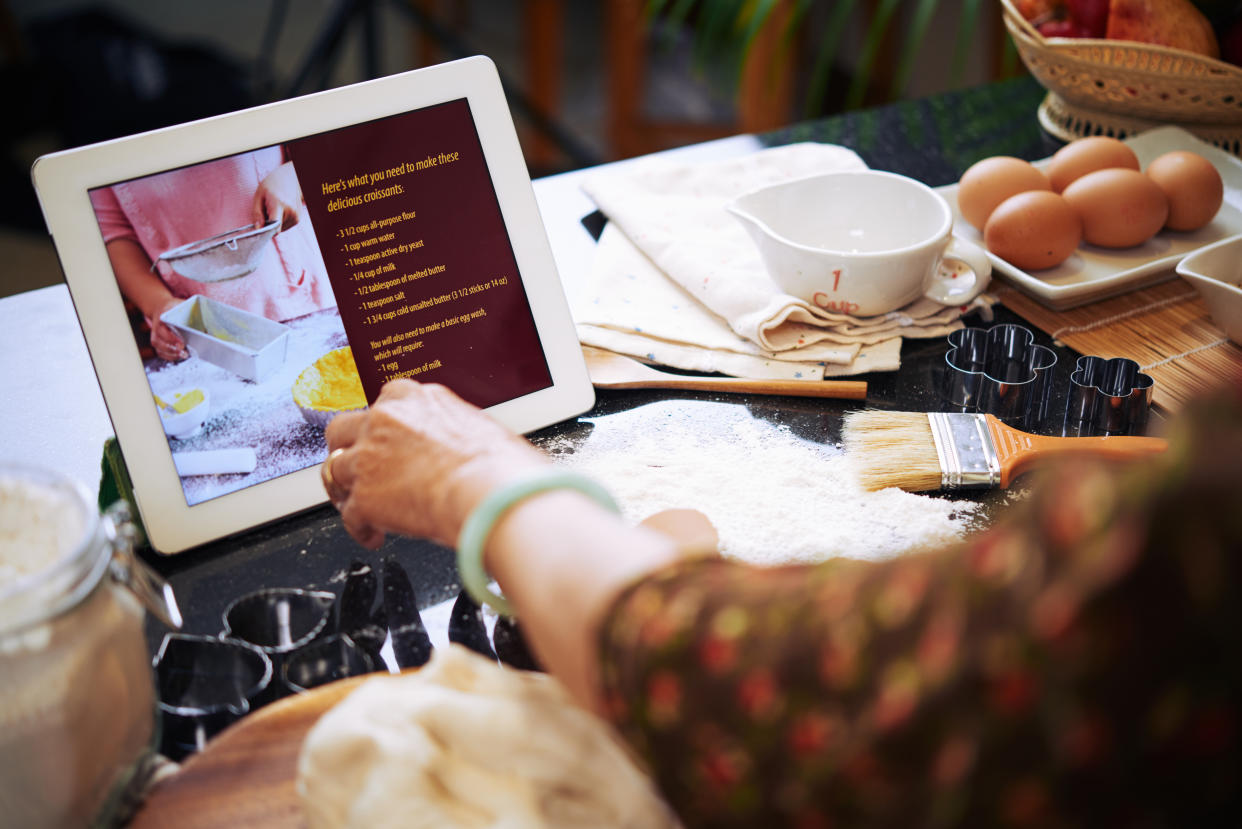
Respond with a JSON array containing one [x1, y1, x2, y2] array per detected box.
[[482, 490, 683, 710], [107, 238, 189, 361], [320, 381, 686, 709], [108, 238, 175, 319]]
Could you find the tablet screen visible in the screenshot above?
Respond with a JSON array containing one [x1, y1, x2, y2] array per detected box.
[[87, 98, 552, 507]]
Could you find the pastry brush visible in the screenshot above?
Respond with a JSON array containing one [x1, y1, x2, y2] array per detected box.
[[842, 410, 1168, 492]]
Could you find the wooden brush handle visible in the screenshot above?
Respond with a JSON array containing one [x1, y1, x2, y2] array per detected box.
[[615, 376, 868, 399], [986, 415, 1168, 487]]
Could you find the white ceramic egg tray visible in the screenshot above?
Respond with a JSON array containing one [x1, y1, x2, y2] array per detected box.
[[936, 126, 1242, 311]]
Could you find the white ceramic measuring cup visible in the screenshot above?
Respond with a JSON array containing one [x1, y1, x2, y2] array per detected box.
[[728, 170, 991, 317]]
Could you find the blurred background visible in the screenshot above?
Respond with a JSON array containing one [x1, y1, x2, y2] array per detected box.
[[0, 0, 1020, 298]]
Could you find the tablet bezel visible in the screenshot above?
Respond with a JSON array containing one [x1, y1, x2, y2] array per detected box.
[[32, 56, 594, 554]]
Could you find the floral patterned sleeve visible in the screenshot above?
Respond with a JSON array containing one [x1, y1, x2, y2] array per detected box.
[[597, 382, 1242, 828]]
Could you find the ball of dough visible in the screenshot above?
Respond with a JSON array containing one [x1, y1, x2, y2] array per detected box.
[[296, 645, 678, 829]]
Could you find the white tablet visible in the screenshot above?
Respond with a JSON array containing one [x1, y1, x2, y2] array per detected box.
[[32, 56, 594, 554]]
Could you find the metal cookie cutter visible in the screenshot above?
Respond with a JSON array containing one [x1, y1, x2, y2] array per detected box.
[[941, 323, 1058, 428], [154, 633, 272, 761], [1063, 355, 1154, 437]]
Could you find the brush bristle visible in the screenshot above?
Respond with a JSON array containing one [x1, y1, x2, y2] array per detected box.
[[841, 410, 944, 492]]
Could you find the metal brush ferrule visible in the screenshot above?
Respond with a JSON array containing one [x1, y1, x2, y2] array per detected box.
[[928, 412, 1001, 489]]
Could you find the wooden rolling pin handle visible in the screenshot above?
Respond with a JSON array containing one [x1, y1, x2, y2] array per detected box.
[[648, 378, 868, 400], [172, 448, 258, 476]]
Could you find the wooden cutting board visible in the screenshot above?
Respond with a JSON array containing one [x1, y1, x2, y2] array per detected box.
[[128, 676, 370, 828]]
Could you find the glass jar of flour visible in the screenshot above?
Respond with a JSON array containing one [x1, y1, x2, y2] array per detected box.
[[0, 462, 181, 827]]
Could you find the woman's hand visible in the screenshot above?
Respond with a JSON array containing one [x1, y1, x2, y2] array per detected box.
[[323, 380, 550, 549], [105, 238, 189, 362], [149, 295, 189, 362], [325, 380, 690, 711], [253, 161, 303, 231]]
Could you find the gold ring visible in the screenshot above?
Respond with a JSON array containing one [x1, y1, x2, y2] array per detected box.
[[322, 447, 348, 503]]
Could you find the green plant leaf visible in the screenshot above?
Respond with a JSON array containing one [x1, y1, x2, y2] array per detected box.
[[735, 0, 818, 96], [738, 0, 780, 52], [847, 0, 902, 109], [804, 0, 858, 117], [891, 0, 939, 99], [734, 0, 781, 88], [1001, 36, 1020, 77], [649, 0, 987, 117], [777, 0, 815, 88], [694, 0, 745, 70], [951, 0, 984, 87]]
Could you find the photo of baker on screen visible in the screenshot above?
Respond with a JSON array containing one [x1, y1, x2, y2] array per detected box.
[[89, 145, 336, 360]]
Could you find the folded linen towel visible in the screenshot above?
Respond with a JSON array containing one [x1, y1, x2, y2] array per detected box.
[[575, 224, 903, 380], [576, 143, 990, 378]]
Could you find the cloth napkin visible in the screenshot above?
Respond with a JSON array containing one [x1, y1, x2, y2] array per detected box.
[[575, 143, 991, 379]]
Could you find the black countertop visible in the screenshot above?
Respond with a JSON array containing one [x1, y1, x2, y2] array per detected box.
[[139, 75, 1089, 710]]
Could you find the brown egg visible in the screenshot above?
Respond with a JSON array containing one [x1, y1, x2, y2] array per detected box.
[[1145, 151, 1224, 231], [957, 156, 1051, 231], [1046, 136, 1140, 193], [1062, 168, 1169, 248], [984, 191, 1082, 271]]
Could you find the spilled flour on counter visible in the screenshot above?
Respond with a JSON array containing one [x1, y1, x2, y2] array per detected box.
[[537, 404, 979, 566]]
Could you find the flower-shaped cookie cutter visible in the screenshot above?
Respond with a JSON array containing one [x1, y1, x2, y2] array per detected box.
[[941, 324, 1058, 428], [1063, 356, 1154, 437]]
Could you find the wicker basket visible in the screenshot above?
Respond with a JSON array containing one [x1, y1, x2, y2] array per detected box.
[[999, 0, 1242, 154]]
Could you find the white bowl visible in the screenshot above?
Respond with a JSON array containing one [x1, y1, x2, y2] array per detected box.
[[157, 387, 211, 438], [1176, 235, 1242, 346]]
